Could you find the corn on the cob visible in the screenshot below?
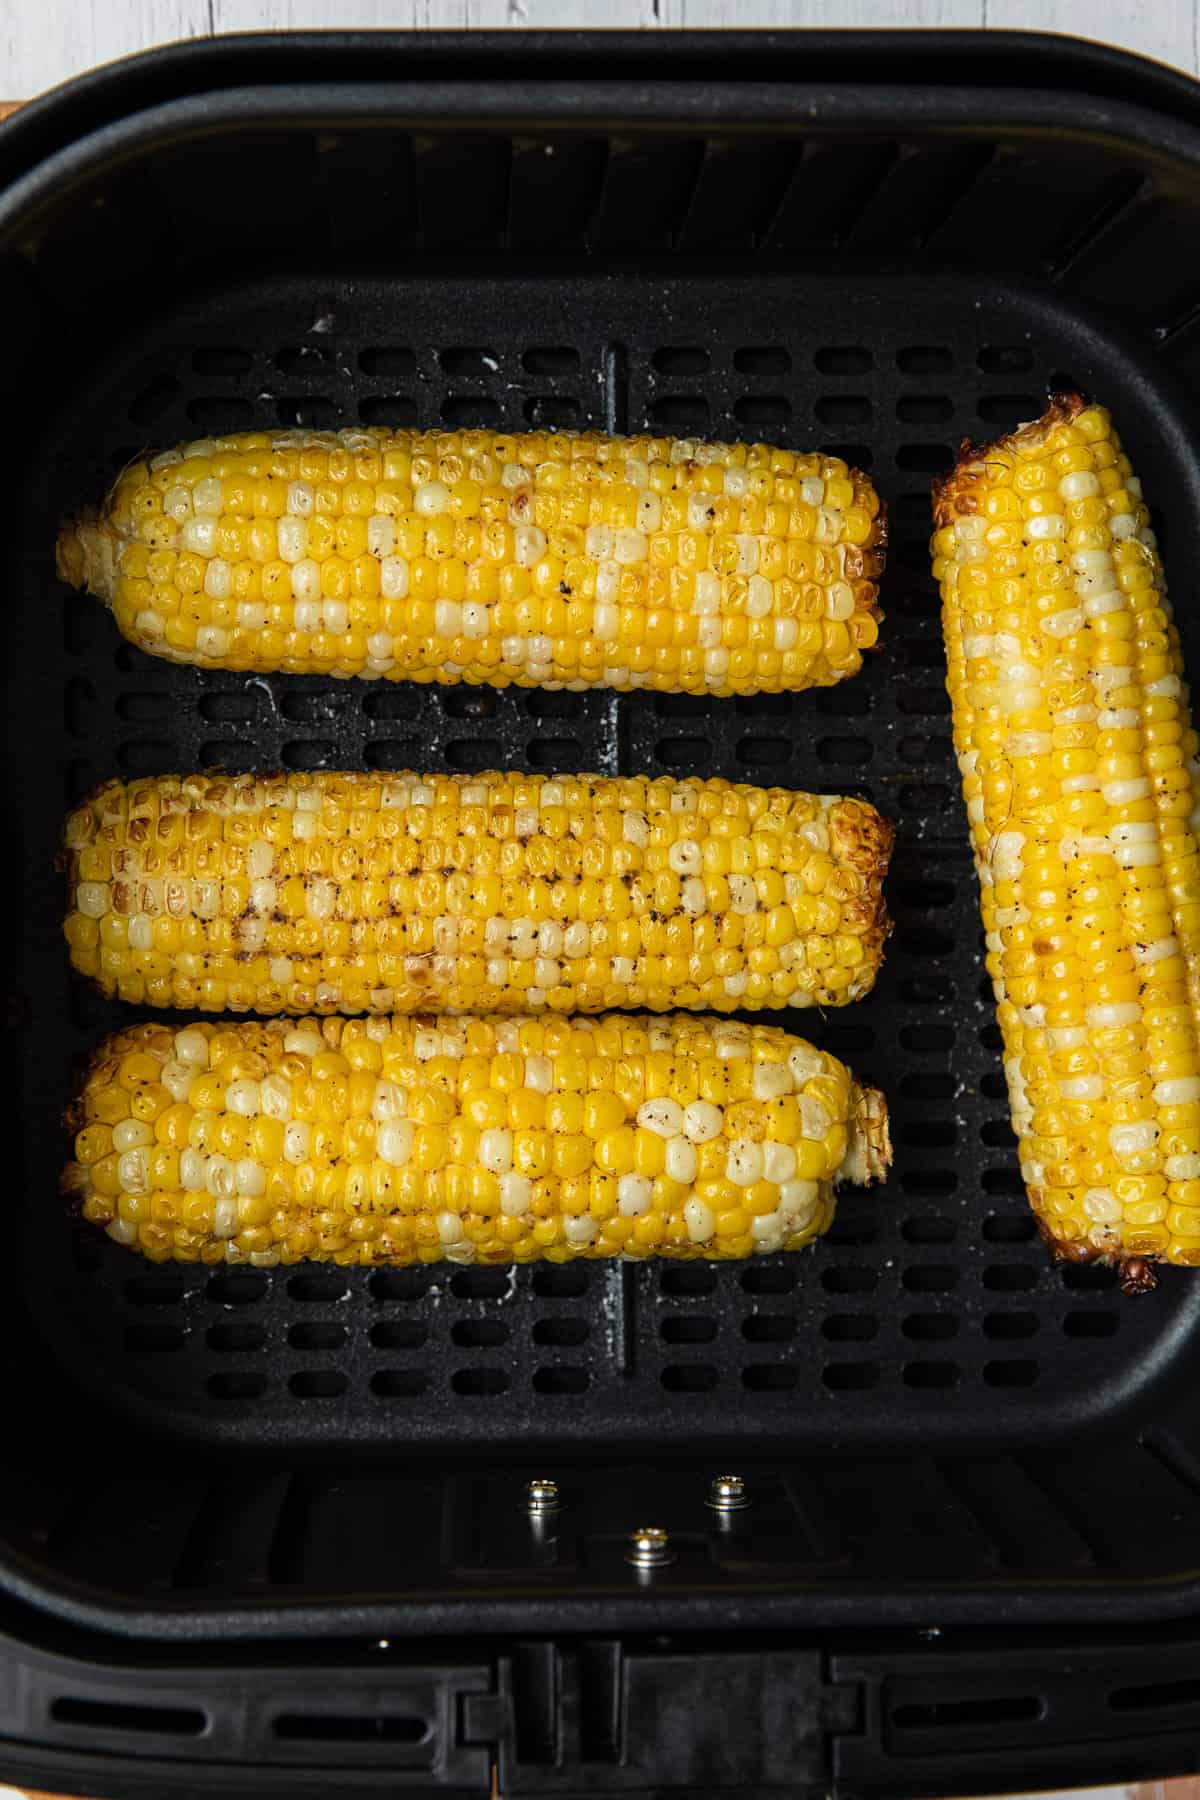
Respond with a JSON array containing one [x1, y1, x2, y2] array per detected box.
[[64, 1013, 891, 1267], [55, 427, 885, 697], [932, 394, 1200, 1290], [63, 770, 893, 1016]]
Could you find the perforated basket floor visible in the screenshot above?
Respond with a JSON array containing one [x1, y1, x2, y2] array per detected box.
[[11, 263, 1197, 1455]]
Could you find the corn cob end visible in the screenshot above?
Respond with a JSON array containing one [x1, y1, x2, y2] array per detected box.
[[56, 509, 119, 603], [931, 391, 1088, 531], [843, 1083, 891, 1186]]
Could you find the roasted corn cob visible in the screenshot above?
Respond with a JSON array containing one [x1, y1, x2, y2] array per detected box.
[[56, 427, 885, 697], [63, 771, 893, 1016], [932, 394, 1200, 1288], [65, 1013, 891, 1267]]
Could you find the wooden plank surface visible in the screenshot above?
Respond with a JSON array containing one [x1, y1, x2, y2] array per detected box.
[[0, 0, 1196, 101]]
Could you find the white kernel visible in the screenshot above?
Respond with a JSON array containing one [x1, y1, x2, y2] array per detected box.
[[180, 1149, 207, 1190], [681, 876, 706, 916], [480, 1129, 513, 1174], [236, 1159, 266, 1198], [202, 559, 232, 602], [323, 599, 348, 634], [774, 618, 798, 651], [181, 516, 218, 556], [1167, 1153, 1200, 1180], [668, 838, 702, 876], [788, 1044, 823, 1087], [163, 485, 192, 521], [637, 491, 662, 532], [437, 1210, 465, 1246], [1059, 471, 1101, 499], [585, 525, 614, 560], [462, 603, 488, 639], [563, 1215, 597, 1246], [727, 1139, 764, 1187], [593, 600, 619, 641], [693, 571, 721, 614], [1026, 513, 1066, 540], [1060, 1075, 1103, 1101], [737, 536, 760, 576], [283, 1121, 311, 1164], [563, 922, 590, 958], [435, 600, 462, 638], [1155, 1077, 1200, 1105], [376, 1120, 414, 1167], [752, 1063, 792, 1101], [260, 1073, 292, 1120], [501, 462, 532, 489], [514, 525, 548, 568], [778, 1179, 821, 1224], [1109, 1120, 1159, 1157], [525, 1055, 553, 1094], [825, 581, 855, 621], [175, 1027, 209, 1065], [380, 555, 409, 599], [1132, 937, 1177, 964], [500, 1173, 532, 1218], [277, 516, 307, 563], [196, 625, 228, 659], [366, 512, 395, 556], [1083, 1187, 1121, 1223], [1043, 609, 1083, 639], [618, 1174, 653, 1217], [212, 1197, 237, 1240], [683, 1101, 723, 1144], [1083, 593, 1126, 626], [192, 476, 224, 513], [638, 1099, 683, 1138], [415, 480, 450, 516], [684, 1198, 715, 1243], [113, 1119, 153, 1153], [623, 810, 649, 849], [287, 560, 319, 606], [75, 882, 109, 918], [762, 1141, 797, 1183], [286, 480, 314, 516], [614, 528, 648, 566], [226, 1079, 261, 1116], [161, 1060, 195, 1103], [1103, 778, 1152, 805], [799, 1095, 833, 1140], [665, 1136, 698, 1184], [206, 1155, 235, 1200]]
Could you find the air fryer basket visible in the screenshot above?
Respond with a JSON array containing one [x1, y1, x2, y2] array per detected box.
[[8, 28, 1200, 1691]]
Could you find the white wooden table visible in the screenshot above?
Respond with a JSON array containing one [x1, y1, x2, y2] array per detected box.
[[1, 0, 1196, 105]]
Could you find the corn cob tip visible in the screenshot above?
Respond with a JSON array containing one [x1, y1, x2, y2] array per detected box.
[[56, 510, 119, 601], [841, 1084, 891, 1186], [1036, 1218, 1159, 1296], [931, 392, 1090, 529]]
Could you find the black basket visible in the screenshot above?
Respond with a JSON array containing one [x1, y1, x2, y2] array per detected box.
[[5, 29, 1200, 1798]]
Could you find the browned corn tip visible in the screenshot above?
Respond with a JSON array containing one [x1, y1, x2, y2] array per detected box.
[[931, 392, 1089, 530]]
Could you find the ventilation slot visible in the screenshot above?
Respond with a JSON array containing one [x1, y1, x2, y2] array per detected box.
[[891, 1695, 1041, 1730], [274, 1712, 428, 1742], [52, 1697, 207, 1736]]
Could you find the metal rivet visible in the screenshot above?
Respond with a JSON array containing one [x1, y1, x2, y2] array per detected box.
[[526, 1477, 559, 1514], [707, 1474, 749, 1512], [626, 1526, 673, 1568]]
